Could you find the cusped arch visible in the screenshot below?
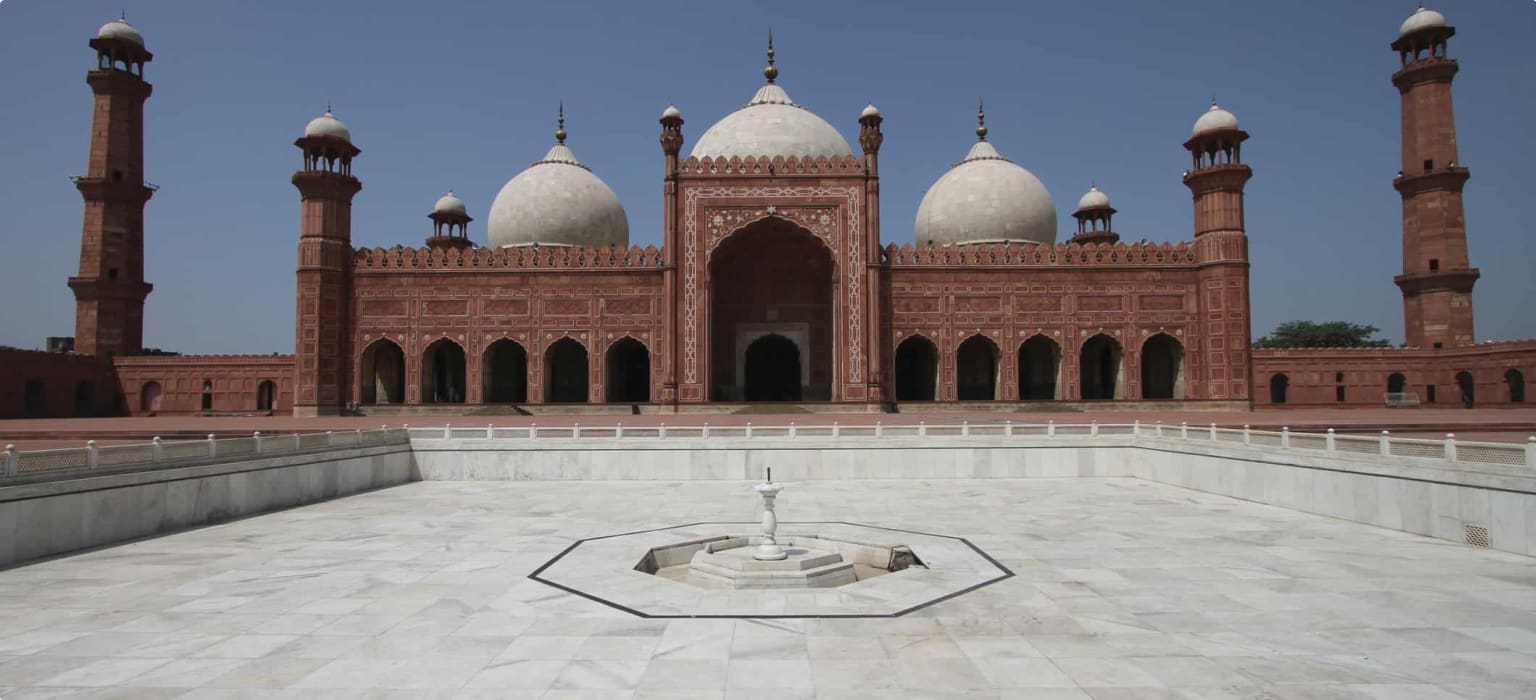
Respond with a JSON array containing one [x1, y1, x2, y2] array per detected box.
[[1139, 332, 1185, 400], [1079, 333, 1124, 400], [422, 337, 467, 404], [707, 214, 836, 261], [1017, 333, 1062, 401], [545, 336, 591, 404], [605, 335, 651, 404], [893, 333, 940, 402], [955, 333, 1001, 401], [483, 337, 529, 404]]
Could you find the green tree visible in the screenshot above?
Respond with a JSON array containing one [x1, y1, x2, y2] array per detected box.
[[1253, 321, 1392, 349]]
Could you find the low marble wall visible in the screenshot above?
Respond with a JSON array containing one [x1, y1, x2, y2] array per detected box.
[[1129, 437, 1536, 557], [412, 435, 1536, 556], [0, 445, 416, 567], [409, 436, 1141, 481]]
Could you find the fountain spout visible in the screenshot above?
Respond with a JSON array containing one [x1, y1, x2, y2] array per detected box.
[[753, 474, 787, 561]]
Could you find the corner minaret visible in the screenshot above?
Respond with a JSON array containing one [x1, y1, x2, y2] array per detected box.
[[1183, 101, 1253, 402], [292, 108, 361, 416], [1391, 5, 1477, 348], [69, 17, 155, 357]]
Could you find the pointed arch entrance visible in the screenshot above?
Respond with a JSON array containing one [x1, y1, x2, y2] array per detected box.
[[423, 339, 466, 404], [1080, 334, 1123, 400], [956, 335, 1000, 401], [1508, 369, 1526, 403], [545, 337, 590, 403], [709, 217, 833, 402], [743, 334, 802, 401], [1456, 371, 1475, 408], [893, 335, 938, 402], [140, 381, 162, 413], [360, 339, 405, 405], [606, 337, 650, 403], [1270, 373, 1289, 404], [1018, 335, 1061, 400], [1140, 333, 1185, 399], [256, 381, 277, 411], [483, 339, 528, 404], [1387, 372, 1407, 395]]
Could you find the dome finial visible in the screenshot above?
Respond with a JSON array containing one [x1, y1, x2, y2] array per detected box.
[[976, 97, 988, 142], [764, 29, 779, 83], [325, 99, 332, 115], [556, 101, 567, 145]]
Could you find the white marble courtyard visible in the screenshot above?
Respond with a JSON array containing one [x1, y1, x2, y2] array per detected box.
[[3, 478, 1536, 699]]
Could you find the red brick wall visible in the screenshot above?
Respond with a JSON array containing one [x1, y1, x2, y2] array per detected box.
[[1253, 341, 1535, 407], [113, 355, 295, 415]]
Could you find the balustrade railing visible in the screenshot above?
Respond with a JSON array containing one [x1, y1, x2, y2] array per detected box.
[[400, 420, 1536, 471], [3, 428, 408, 480]]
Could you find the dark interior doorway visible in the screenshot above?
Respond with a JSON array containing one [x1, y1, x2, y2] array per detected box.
[[1456, 371, 1475, 408], [545, 338, 590, 403], [1080, 335, 1122, 400], [956, 335, 1000, 401], [1018, 335, 1060, 400], [423, 339, 466, 404], [606, 338, 651, 403], [483, 339, 528, 403], [1270, 374, 1289, 404], [893, 335, 938, 402], [361, 340, 406, 405], [744, 334, 801, 402]]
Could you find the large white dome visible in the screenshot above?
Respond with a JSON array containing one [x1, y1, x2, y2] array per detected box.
[[487, 143, 629, 248], [1400, 6, 1447, 38], [915, 140, 1057, 246], [690, 84, 853, 160]]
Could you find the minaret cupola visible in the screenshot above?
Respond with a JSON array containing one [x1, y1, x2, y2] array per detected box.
[[1070, 184, 1118, 245], [426, 191, 474, 251], [92, 15, 151, 76]]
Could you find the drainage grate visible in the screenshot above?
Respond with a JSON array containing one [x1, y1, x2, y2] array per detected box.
[[1464, 524, 1490, 548]]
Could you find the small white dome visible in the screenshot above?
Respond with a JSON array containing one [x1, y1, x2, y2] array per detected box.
[[861, 104, 881, 119], [304, 110, 352, 142], [1400, 6, 1448, 38], [96, 18, 144, 46], [433, 191, 466, 216], [1192, 102, 1239, 136], [691, 83, 854, 160], [487, 143, 629, 248], [661, 104, 682, 120], [915, 140, 1057, 246], [1076, 185, 1111, 212]]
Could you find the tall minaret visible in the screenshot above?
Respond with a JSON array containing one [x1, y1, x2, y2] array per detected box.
[[1391, 5, 1477, 348], [291, 108, 361, 416], [68, 17, 154, 357], [1183, 101, 1253, 401]]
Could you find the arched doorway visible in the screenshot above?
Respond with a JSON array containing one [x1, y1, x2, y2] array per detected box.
[[1080, 335, 1123, 400], [545, 337, 589, 403], [1387, 372, 1407, 395], [74, 380, 94, 417], [710, 218, 833, 402], [744, 334, 802, 401], [360, 339, 405, 405], [482, 339, 528, 403], [140, 381, 162, 413], [1456, 371, 1475, 408], [1018, 335, 1061, 400], [1270, 374, 1289, 404], [893, 335, 938, 402], [256, 380, 277, 411], [201, 380, 213, 411], [606, 337, 650, 403], [1140, 334, 1185, 400], [422, 339, 466, 404], [956, 335, 1000, 401], [1509, 369, 1526, 403], [22, 379, 44, 415]]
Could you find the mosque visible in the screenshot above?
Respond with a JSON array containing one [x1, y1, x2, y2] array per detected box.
[[2, 6, 1531, 417]]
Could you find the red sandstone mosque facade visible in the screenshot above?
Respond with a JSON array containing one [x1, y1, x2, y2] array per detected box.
[[2, 7, 1531, 418]]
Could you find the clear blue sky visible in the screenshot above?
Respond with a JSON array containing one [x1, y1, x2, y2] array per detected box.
[[1, 0, 1532, 354]]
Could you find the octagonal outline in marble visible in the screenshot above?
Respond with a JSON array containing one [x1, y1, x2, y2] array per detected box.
[[528, 521, 1014, 618]]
